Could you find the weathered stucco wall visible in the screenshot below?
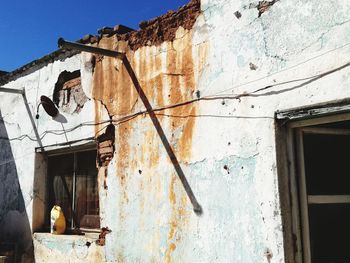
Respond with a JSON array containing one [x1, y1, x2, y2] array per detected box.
[[92, 17, 209, 262], [194, 0, 350, 262], [0, 53, 100, 262], [1, 0, 350, 262]]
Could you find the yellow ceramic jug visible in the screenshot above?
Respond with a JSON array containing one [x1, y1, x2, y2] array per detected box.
[[50, 205, 66, 234]]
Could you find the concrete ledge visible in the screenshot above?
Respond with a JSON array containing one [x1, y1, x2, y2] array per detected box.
[[33, 233, 104, 263]]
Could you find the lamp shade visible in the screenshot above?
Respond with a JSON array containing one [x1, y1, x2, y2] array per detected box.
[[40, 95, 59, 117]]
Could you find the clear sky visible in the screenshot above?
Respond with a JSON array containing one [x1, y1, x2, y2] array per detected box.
[[0, 0, 189, 72]]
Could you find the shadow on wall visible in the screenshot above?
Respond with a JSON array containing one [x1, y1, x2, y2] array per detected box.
[[0, 109, 34, 262]]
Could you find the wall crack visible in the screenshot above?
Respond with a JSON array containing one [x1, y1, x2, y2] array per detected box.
[[299, 18, 350, 53]]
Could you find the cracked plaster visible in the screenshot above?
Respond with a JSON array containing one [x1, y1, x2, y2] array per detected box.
[[1, 0, 350, 262]]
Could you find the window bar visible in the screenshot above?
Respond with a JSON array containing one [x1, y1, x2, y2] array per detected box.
[[308, 195, 350, 204], [86, 172, 89, 215], [72, 152, 77, 229], [59, 174, 79, 228]]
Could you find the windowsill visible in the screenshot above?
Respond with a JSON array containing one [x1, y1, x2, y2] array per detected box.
[[33, 232, 100, 242], [37, 225, 100, 234]]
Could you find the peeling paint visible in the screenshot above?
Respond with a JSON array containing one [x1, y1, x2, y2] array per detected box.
[[256, 0, 279, 17], [2, 0, 350, 262], [89, 10, 209, 260]]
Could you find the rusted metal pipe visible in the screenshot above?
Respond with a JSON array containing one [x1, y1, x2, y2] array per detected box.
[[21, 90, 44, 151], [0, 87, 44, 151], [0, 87, 24, 94], [58, 39, 203, 215], [58, 38, 125, 60]]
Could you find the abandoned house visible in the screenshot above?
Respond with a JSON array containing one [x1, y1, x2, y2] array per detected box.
[[1, 0, 350, 262]]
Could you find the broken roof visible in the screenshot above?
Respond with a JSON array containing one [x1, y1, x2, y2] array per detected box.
[[0, 0, 200, 86], [0, 71, 7, 77]]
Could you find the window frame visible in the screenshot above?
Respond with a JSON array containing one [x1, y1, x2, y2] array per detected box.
[[277, 108, 350, 263], [44, 143, 100, 232]]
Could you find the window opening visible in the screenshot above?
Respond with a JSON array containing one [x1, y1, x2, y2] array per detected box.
[[48, 149, 100, 231], [294, 119, 350, 263]]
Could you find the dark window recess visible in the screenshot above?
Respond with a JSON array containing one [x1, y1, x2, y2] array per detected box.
[[48, 150, 100, 230], [303, 133, 350, 195], [309, 204, 350, 263], [303, 129, 350, 262]]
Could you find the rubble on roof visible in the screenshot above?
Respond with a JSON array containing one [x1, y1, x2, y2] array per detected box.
[[78, 25, 135, 45], [116, 0, 200, 50], [99, 25, 134, 36], [75, 0, 200, 50], [0, 0, 201, 85], [0, 71, 7, 77]]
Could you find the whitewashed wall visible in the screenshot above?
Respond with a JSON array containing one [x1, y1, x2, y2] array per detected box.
[[0, 0, 350, 262]]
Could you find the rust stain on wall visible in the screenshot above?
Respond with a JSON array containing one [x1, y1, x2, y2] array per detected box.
[[165, 243, 177, 263], [165, 174, 178, 263], [165, 171, 191, 262], [117, 252, 125, 263], [91, 3, 209, 258], [92, 38, 136, 247], [93, 37, 135, 185], [167, 174, 178, 242]]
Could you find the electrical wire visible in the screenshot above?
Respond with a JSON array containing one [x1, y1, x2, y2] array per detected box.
[[1, 40, 350, 143], [200, 40, 350, 98], [0, 112, 141, 142]]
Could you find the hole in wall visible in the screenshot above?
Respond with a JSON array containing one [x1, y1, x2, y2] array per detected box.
[[234, 11, 242, 19], [53, 70, 89, 114], [96, 124, 115, 167]]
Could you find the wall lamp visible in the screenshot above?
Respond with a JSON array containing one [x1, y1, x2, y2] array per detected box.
[[36, 95, 59, 119], [0, 87, 59, 120]]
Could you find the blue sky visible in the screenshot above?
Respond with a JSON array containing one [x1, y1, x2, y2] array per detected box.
[[0, 0, 189, 72]]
